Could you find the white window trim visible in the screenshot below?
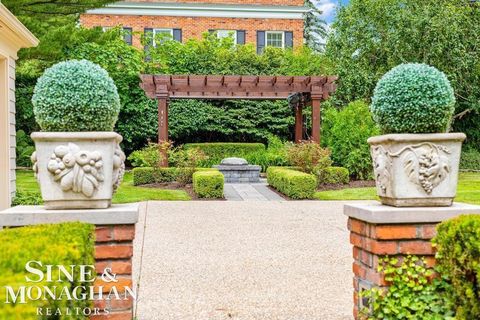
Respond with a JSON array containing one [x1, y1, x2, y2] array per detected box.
[[265, 31, 284, 49], [153, 28, 173, 46], [216, 29, 237, 43]]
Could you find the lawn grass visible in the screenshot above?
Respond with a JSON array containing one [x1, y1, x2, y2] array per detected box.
[[314, 172, 480, 205], [16, 170, 191, 203]]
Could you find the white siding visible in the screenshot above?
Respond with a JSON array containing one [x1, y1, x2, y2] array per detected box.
[[8, 57, 15, 200]]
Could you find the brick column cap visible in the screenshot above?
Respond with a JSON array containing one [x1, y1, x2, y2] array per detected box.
[[345, 201, 480, 224], [0, 203, 139, 227]]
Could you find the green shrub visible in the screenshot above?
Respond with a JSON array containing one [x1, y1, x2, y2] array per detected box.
[[267, 167, 316, 199], [371, 63, 455, 134], [322, 101, 379, 180], [0, 222, 95, 319], [460, 148, 480, 171], [15, 130, 35, 167], [193, 170, 224, 198], [318, 166, 350, 185], [245, 136, 289, 172], [132, 167, 178, 186], [360, 255, 455, 319], [184, 143, 265, 167], [434, 214, 480, 319], [128, 142, 167, 168], [11, 191, 43, 206], [32, 59, 120, 131], [285, 141, 332, 174]]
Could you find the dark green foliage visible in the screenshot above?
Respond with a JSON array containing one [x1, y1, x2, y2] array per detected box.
[[15, 130, 35, 167], [327, 0, 480, 146], [192, 170, 224, 199], [184, 142, 265, 167], [169, 100, 295, 146], [361, 256, 455, 319], [319, 167, 350, 185], [11, 190, 43, 206], [460, 148, 480, 171], [132, 167, 178, 186], [434, 215, 480, 319], [371, 63, 455, 134], [0, 222, 95, 319], [322, 100, 379, 180], [267, 167, 316, 199]]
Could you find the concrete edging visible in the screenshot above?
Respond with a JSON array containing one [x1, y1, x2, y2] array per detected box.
[[0, 203, 139, 227], [344, 201, 480, 224]]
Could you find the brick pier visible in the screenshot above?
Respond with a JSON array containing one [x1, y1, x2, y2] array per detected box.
[[344, 202, 480, 319]]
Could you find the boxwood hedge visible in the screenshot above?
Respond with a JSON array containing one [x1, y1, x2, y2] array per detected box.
[[0, 222, 94, 319], [266, 167, 316, 199], [192, 170, 224, 198]]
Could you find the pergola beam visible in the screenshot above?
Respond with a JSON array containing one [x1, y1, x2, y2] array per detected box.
[[139, 74, 338, 166]]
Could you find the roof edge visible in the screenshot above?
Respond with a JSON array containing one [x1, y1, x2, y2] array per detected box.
[[0, 3, 39, 48]]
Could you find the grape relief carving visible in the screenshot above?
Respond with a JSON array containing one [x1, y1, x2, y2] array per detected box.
[[371, 142, 451, 195]]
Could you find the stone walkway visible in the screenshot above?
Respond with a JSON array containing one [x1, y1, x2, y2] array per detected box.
[[133, 201, 355, 320], [223, 180, 284, 201]]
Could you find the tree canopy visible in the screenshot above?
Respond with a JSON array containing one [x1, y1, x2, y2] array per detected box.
[[304, 0, 328, 51], [326, 0, 480, 145]]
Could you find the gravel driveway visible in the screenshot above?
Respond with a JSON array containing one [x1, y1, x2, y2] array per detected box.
[[133, 201, 354, 320]]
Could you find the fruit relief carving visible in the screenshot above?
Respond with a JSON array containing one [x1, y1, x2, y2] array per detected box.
[[32, 143, 105, 197], [371, 143, 451, 195], [371, 145, 391, 196], [113, 144, 126, 192]]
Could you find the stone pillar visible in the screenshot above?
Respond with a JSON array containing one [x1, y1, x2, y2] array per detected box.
[[344, 202, 480, 319], [0, 203, 139, 320]]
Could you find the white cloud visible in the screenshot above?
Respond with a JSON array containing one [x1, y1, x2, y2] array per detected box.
[[312, 0, 338, 22]]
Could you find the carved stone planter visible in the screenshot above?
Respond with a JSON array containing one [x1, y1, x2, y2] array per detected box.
[[31, 132, 125, 210], [368, 133, 466, 207]]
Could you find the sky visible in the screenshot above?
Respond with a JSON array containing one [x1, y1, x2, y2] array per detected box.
[[313, 0, 349, 24]]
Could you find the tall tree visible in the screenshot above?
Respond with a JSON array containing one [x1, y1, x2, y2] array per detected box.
[[3, 0, 114, 16], [327, 0, 480, 146], [304, 0, 328, 51]]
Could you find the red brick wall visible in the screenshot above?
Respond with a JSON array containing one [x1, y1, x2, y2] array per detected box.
[[127, 0, 304, 6], [91, 225, 136, 320], [80, 14, 304, 48], [348, 218, 438, 319]]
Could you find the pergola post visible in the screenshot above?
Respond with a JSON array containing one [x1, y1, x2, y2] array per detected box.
[[294, 104, 303, 143], [156, 84, 169, 167], [311, 97, 321, 144]]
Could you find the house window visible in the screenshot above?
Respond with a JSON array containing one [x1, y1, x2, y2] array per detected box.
[[216, 30, 237, 42], [153, 28, 173, 46], [266, 31, 284, 48]]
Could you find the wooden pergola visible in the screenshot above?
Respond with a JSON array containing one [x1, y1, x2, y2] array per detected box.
[[140, 75, 337, 166]]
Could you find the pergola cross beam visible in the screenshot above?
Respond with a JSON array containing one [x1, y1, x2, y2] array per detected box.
[[140, 74, 337, 166]]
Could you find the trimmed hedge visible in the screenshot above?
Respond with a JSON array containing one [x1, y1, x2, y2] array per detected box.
[[434, 214, 480, 319], [460, 148, 480, 171], [319, 166, 350, 185], [184, 143, 265, 167], [132, 167, 178, 185], [193, 170, 224, 198], [0, 222, 95, 319], [132, 167, 218, 186], [267, 167, 317, 199]]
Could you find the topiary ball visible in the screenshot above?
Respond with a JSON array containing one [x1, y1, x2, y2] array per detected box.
[[32, 59, 120, 132], [371, 63, 455, 134]]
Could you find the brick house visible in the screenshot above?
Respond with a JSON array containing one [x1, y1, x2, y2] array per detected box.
[[80, 0, 307, 53]]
